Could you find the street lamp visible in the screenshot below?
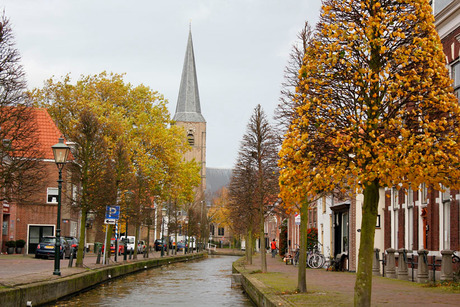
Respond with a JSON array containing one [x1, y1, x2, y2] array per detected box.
[[161, 207, 167, 257], [184, 219, 188, 254], [51, 137, 70, 276]]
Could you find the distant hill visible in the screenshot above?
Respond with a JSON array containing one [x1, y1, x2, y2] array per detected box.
[[206, 167, 233, 195]]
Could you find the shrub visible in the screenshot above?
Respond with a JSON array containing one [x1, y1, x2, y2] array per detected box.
[[5, 240, 16, 247], [15, 239, 26, 248]]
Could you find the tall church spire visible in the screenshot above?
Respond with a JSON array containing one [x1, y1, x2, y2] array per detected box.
[[173, 29, 206, 123]]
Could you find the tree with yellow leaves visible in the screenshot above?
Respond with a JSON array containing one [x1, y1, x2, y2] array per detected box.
[[31, 72, 195, 266], [280, 0, 460, 305]]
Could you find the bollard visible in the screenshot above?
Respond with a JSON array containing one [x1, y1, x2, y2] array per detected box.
[[96, 247, 102, 264], [129, 249, 133, 260], [68, 248, 74, 268], [397, 248, 408, 280], [440, 250, 454, 281], [373, 248, 381, 276], [417, 249, 429, 283], [385, 248, 396, 278]]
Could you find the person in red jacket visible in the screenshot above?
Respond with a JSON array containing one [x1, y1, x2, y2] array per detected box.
[[270, 239, 277, 258]]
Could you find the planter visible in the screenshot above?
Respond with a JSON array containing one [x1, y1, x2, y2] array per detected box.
[[7, 247, 15, 254], [16, 247, 23, 254]]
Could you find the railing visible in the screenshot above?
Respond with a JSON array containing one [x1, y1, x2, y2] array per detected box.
[[207, 243, 217, 251]]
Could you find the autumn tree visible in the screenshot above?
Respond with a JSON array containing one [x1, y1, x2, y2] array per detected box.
[[231, 104, 279, 272], [32, 72, 193, 265], [229, 151, 258, 263], [0, 13, 45, 204], [276, 21, 318, 293], [280, 0, 460, 306]]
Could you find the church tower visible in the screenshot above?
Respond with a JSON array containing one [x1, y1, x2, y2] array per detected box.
[[173, 29, 206, 198]]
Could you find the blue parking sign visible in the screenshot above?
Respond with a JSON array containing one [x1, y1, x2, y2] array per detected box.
[[106, 206, 120, 220]]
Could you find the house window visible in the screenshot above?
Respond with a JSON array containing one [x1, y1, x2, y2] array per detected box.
[[218, 227, 224, 236], [322, 196, 326, 214], [392, 187, 399, 249], [421, 183, 428, 205], [442, 185, 450, 202], [407, 187, 414, 250], [47, 187, 58, 203], [210, 224, 215, 236]]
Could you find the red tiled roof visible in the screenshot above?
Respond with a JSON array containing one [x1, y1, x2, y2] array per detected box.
[[33, 108, 67, 160], [1, 107, 71, 160]]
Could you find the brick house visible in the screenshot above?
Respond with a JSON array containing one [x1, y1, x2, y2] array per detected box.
[[382, 0, 460, 262], [1, 108, 79, 254]]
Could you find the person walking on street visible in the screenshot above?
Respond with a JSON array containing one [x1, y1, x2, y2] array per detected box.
[[270, 239, 277, 258]]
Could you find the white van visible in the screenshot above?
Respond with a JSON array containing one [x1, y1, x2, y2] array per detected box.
[[120, 236, 136, 252]]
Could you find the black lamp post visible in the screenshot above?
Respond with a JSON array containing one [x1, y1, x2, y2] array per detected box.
[[51, 137, 70, 276], [185, 219, 188, 254], [161, 207, 166, 257]]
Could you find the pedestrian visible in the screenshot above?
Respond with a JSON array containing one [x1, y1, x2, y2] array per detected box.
[[270, 239, 277, 258]]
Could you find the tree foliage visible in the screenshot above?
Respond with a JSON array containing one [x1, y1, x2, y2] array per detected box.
[[279, 0, 460, 305], [31, 72, 200, 265]]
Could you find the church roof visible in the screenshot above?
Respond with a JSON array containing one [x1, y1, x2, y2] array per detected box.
[[173, 29, 206, 123]]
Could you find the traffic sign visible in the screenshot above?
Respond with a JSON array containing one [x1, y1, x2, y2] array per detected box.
[[104, 219, 116, 225], [105, 206, 120, 220], [295, 214, 301, 226]]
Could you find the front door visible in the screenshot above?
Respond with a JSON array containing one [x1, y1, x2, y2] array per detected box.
[[28, 225, 54, 254]]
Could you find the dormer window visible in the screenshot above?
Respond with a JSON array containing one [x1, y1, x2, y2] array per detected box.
[[187, 133, 195, 146]]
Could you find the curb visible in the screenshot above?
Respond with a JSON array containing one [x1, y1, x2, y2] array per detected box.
[[232, 258, 294, 307]]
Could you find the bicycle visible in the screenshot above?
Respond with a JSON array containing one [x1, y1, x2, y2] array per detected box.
[[307, 242, 326, 269]]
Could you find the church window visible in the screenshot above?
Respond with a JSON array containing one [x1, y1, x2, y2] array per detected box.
[[187, 133, 195, 146]]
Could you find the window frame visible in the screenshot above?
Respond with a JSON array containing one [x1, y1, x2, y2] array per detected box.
[[47, 187, 59, 204]]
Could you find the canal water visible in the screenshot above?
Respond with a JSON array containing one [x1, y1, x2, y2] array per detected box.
[[49, 255, 253, 306]]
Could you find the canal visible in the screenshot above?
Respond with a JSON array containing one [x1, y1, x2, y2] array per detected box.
[[49, 255, 253, 306]]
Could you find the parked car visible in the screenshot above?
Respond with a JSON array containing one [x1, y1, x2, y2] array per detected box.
[[176, 241, 187, 251], [138, 240, 146, 253], [102, 238, 124, 255], [65, 236, 79, 258], [154, 239, 166, 251], [35, 236, 71, 259], [120, 236, 136, 253]]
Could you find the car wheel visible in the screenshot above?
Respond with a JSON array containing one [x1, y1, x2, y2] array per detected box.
[[35, 254, 39, 259]]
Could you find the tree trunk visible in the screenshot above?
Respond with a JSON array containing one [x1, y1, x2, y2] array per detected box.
[[260, 204, 267, 273], [247, 228, 253, 264], [76, 208, 87, 267], [354, 180, 379, 307], [298, 199, 309, 292]]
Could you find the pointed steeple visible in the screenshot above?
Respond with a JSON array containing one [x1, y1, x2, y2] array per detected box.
[[173, 29, 206, 123]]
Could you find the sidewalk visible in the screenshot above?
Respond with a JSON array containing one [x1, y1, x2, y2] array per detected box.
[[243, 254, 460, 306], [0, 250, 182, 288]]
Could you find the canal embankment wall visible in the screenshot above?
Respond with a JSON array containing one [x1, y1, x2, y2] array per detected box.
[[232, 258, 293, 307], [0, 253, 206, 307]]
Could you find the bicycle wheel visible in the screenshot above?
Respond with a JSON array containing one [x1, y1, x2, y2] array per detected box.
[[309, 254, 322, 269]]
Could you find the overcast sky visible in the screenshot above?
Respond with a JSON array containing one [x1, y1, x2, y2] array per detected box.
[[3, 0, 323, 169]]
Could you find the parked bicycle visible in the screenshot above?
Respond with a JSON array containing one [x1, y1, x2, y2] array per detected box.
[[307, 242, 326, 269], [291, 242, 326, 268]]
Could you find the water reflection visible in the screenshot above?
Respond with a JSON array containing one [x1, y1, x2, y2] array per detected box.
[[51, 255, 253, 307]]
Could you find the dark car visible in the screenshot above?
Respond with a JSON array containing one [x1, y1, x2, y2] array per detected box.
[[65, 236, 79, 258], [35, 236, 71, 259], [176, 241, 187, 251], [154, 239, 165, 251]]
